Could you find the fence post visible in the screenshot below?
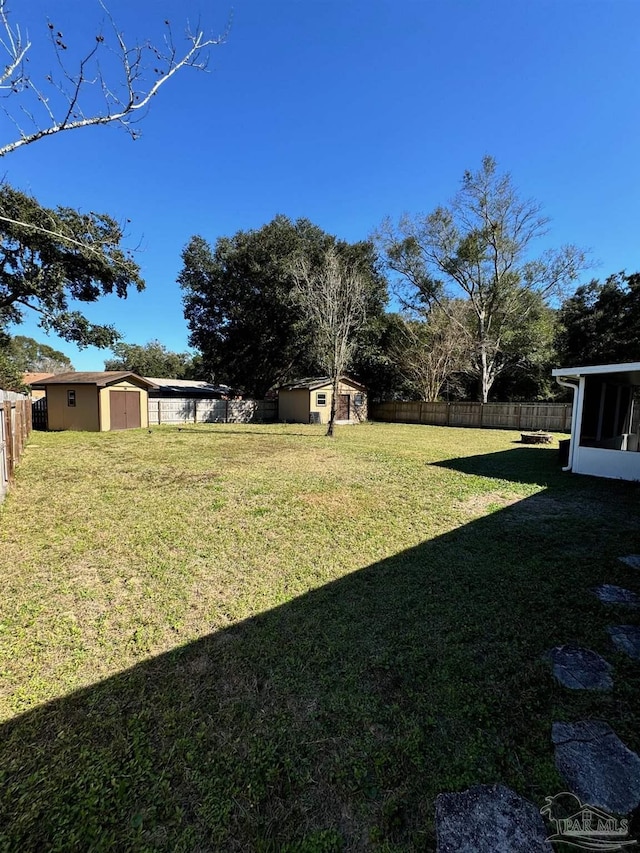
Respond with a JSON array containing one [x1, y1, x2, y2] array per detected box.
[[21, 400, 28, 448], [446, 403, 451, 426], [479, 404, 484, 427], [225, 400, 229, 424], [16, 401, 22, 454], [14, 403, 21, 461], [4, 403, 13, 480], [157, 400, 161, 426], [516, 404, 522, 430], [564, 405, 571, 431]]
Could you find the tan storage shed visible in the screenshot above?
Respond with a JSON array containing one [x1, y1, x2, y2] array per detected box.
[[278, 376, 367, 425], [34, 372, 157, 432]]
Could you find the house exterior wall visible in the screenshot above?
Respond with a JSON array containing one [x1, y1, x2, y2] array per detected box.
[[99, 382, 149, 431], [46, 384, 100, 431], [279, 381, 367, 424], [572, 445, 640, 480], [279, 389, 310, 423]]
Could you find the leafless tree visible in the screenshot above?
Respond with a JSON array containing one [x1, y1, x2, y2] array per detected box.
[[377, 156, 588, 402], [0, 0, 227, 157], [291, 246, 368, 437], [391, 302, 469, 401]]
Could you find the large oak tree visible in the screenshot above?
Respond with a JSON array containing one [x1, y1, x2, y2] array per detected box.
[[179, 216, 389, 397], [0, 185, 143, 348]]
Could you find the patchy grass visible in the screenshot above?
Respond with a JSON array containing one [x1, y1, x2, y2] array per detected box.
[[0, 422, 639, 851]]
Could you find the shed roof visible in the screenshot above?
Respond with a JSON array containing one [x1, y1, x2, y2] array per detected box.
[[32, 371, 158, 389], [22, 372, 55, 386], [146, 377, 239, 397], [279, 375, 366, 391]]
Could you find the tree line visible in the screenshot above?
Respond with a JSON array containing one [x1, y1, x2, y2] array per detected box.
[[3, 158, 638, 414], [1, 154, 637, 413]]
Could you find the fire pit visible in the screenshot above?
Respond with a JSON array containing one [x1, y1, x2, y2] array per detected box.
[[521, 431, 553, 445]]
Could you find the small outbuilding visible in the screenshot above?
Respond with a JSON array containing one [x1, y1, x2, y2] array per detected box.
[[33, 371, 157, 431], [278, 376, 367, 425], [552, 362, 640, 481]]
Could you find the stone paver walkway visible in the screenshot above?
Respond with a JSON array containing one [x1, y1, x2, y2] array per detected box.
[[608, 625, 640, 660], [619, 555, 640, 570], [547, 644, 613, 691], [552, 721, 640, 814], [435, 784, 551, 852], [593, 584, 640, 608], [432, 552, 640, 847]]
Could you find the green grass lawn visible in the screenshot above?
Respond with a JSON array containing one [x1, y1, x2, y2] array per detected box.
[[1, 423, 639, 851]]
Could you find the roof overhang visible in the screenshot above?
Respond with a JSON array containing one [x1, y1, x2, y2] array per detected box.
[[552, 362, 640, 380], [34, 372, 158, 390], [279, 375, 367, 392]]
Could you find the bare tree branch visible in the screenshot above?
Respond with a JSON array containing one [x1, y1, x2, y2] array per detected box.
[[0, 2, 228, 157], [390, 304, 469, 402], [0, 0, 30, 90]]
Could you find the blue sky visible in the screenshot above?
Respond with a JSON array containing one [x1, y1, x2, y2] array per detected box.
[[4, 0, 640, 370]]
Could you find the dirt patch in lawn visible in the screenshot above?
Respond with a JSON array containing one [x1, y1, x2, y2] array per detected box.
[[458, 492, 523, 517]]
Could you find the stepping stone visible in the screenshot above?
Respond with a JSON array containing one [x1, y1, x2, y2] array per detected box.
[[608, 625, 640, 660], [435, 783, 552, 852], [547, 644, 613, 691], [552, 721, 640, 814], [593, 584, 640, 608], [619, 555, 640, 570]]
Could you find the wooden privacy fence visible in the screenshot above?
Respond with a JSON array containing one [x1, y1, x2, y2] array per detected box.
[[371, 400, 573, 432], [1, 390, 32, 502], [148, 398, 278, 426]]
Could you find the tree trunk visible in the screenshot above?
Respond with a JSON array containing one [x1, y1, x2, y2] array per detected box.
[[326, 374, 339, 437]]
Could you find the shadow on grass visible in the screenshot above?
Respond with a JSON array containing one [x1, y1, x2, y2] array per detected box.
[[2, 453, 640, 851], [432, 446, 570, 488]]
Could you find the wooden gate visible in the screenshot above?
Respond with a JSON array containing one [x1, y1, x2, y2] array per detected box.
[[110, 391, 141, 430], [32, 397, 47, 430]]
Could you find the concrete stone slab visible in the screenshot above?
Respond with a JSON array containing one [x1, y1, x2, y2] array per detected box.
[[608, 625, 640, 661], [619, 555, 640, 570], [547, 644, 613, 691], [552, 721, 640, 814], [593, 584, 640, 608], [435, 784, 552, 852]]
